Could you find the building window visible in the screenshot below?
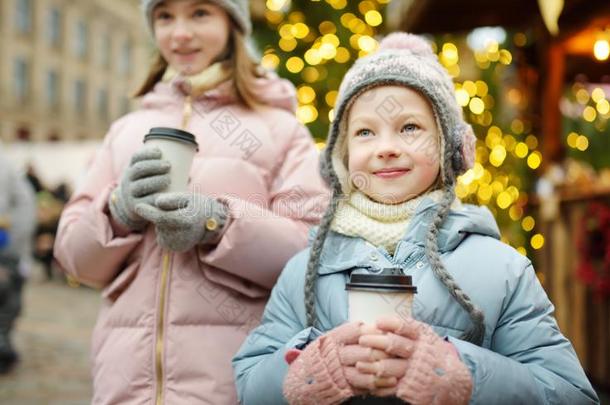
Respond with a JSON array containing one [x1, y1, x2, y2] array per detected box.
[[99, 33, 111, 68], [14, 58, 29, 103], [74, 79, 87, 115], [74, 21, 88, 59], [97, 89, 108, 121], [46, 70, 60, 110], [15, 0, 32, 34], [119, 39, 132, 76], [47, 7, 62, 48]]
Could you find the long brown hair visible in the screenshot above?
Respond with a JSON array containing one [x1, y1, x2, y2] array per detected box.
[[133, 28, 266, 110]]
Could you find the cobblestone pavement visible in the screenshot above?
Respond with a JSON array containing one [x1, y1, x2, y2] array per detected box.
[[0, 269, 100, 405]]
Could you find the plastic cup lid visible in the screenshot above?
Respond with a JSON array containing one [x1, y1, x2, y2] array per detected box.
[[144, 127, 199, 150], [345, 273, 417, 293]]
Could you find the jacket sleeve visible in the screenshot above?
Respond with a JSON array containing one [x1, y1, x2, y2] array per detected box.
[[200, 121, 329, 290], [449, 261, 599, 404], [54, 122, 144, 288], [233, 253, 322, 405]]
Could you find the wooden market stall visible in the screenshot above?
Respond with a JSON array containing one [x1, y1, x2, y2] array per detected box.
[[389, 0, 610, 388]]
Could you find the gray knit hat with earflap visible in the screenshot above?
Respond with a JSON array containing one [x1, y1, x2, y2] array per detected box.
[[306, 32, 484, 346], [141, 0, 252, 35]]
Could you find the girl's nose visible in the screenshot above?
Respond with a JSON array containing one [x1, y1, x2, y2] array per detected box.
[[376, 136, 403, 159], [172, 19, 194, 41]]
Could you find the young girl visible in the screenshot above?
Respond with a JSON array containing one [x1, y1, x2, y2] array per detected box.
[[54, 1, 327, 403], [232, 33, 599, 404]]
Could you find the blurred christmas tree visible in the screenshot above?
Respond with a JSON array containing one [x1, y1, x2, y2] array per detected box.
[[252, 1, 543, 257], [252, 0, 391, 141]]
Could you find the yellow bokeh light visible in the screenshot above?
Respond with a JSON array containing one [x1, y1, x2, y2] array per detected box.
[[525, 135, 538, 150], [328, 109, 335, 121], [460, 169, 475, 186], [297, 86, 316, 104], [531, 234, 545, 250], [527, 152, 542, 169], [293, 22, 309, 39], [340, 13, 356, 28], [477, 184, 493, 202], [304, 49, 322, 65], [279, 24, 294, 39], [491, 181, 504, 194], [319, 43, 337, 59], [490, 145, 507, 167], [516, 247, 527, 256], [319, 20, 337, 35], [514, 33, 527, 47], [442, 43, 459, 66], [469, 97, 485, 114], [364, 10, 382, 26], [475, 80, 488, 97], [358, 0, 376, 14], [499, 49, 512, 65], [328, 0, 347, 10], [576, 135, 589, 151], [286, 57, 305, 73], [296, 105, 318, 124], [455, 89, 470, 107], [503, 134, 517, 152], [522, 216, 535, 232], [315, 141, 327, 151], [261, 53, 280, 70], [348, 18, 367, 34], [266, 0, 288, 11], [335, 47, 351, 63], [349, 34, 362, 50], [509, 205, 524, 221], [591, 87, 606, 103], [580, 106, 596, 125], [597, 99, 610, 115], [322, 34, 340, 47], [265, 10, 284, 25], [302, 67, 320, 83], [279, 37, 297, 52], [463, 81, 477, 97], [594, 39, 610, 61], [455, 183, 469, 199], [358, 35, 378, 52], [566, 132, 579, 148], [576, 89, 589, 104], [510, 119, 523, 134], [325, 90, 338, 107], [288, 11, 305, 22], [497, 191, 512, 209]]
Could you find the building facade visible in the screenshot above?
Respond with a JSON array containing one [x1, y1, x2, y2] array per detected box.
[[0, 0, 152, 141]]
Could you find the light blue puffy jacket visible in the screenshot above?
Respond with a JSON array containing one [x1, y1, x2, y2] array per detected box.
[[233, 198, 599, 404]]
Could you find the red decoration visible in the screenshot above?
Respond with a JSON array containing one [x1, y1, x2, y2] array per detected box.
[[576, 202, 610, 298]]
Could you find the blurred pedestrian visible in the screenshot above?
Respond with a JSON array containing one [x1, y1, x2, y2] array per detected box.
[[0, 150, 36, 373], [54, 0, 328, 403]]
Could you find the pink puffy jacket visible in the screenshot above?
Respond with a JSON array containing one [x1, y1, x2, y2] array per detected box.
[[54, 74, 328, 405]]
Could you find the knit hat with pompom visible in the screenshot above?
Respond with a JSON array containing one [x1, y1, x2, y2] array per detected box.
[[306, 33, 485, 346]]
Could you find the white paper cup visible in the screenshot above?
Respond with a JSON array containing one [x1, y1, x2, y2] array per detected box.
[[346, 273, 417, 324], [143, 127, 199, 193]]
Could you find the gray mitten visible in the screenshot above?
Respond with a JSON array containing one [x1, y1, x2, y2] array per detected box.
[[108, 147, 171, 231], [135, 192, 228, 252]]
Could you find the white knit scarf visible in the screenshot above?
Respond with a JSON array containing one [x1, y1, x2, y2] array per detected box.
[[331, 190, 450, 255]]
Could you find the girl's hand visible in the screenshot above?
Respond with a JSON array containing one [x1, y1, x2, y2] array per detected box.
[[357, 316, 473, 405], [282, 321, 394, 404]]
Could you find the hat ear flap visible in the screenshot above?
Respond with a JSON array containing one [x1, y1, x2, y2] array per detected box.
[[453, 123, 476, 175]]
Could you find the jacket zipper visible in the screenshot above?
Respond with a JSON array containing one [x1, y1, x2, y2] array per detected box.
[[155, 252, 172, 405]]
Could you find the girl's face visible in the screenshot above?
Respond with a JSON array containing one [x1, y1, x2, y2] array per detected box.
[[346, 85, 440, 204], [153, 0, 232, 75]]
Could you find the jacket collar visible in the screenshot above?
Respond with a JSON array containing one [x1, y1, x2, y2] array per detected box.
[[310, 197, 501, 275]]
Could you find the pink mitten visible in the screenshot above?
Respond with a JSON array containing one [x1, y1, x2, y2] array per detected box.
[[283, 322, 393, 404], [359, 316, 473, 405]]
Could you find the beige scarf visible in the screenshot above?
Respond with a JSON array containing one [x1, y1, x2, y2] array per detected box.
[[162, 61, 233, 98], [331, 190, 454, 255]]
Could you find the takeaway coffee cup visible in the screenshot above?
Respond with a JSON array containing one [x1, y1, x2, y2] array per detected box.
[[143, 127, 199, 193], [345, 272, 417, 324]]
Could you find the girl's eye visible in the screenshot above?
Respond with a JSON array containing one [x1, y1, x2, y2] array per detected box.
[[193, 8, 210, 17], [401, 123, 420, 133], [355, 129, 373, 137], [154, 11, 171, 20]]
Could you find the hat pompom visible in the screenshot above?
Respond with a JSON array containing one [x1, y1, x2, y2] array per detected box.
[[379, 32, 434, 57]]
